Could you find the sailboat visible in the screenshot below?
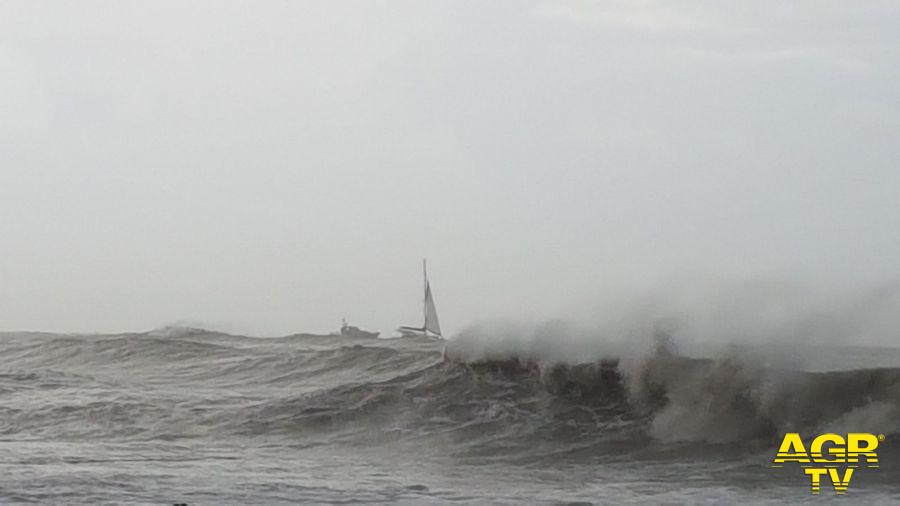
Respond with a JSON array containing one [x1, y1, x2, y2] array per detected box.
[[397, 259, 443, 338]]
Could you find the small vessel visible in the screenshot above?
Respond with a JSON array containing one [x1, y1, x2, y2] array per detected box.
[[398, 259, 443, 338], [335, 319, 379, 339]]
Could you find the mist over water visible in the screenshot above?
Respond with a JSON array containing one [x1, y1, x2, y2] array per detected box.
[[451, 277, 900, 362]]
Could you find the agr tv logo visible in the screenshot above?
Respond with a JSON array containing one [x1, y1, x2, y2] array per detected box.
[[771, 433, 885, 495]]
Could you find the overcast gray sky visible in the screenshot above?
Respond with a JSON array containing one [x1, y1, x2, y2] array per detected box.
[[2, 1, 900, 335]]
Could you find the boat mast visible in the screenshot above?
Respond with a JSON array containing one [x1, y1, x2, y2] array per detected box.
[[423, 258, 427, 334]]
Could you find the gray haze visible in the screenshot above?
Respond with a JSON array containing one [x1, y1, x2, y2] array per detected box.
[[2, 1, 900, 336]]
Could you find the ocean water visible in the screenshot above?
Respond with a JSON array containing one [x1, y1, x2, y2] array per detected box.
[[0, 327, 898, 504]]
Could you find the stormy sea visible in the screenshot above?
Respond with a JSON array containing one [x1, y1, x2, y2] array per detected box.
[[0, 326, 898, 504]]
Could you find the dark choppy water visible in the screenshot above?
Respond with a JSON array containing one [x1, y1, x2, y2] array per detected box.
[[0, 327, 898, 504]]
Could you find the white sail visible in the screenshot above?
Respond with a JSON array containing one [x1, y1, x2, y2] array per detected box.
[[397, 258, 443, 338], [424, 280, 441, 336]]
